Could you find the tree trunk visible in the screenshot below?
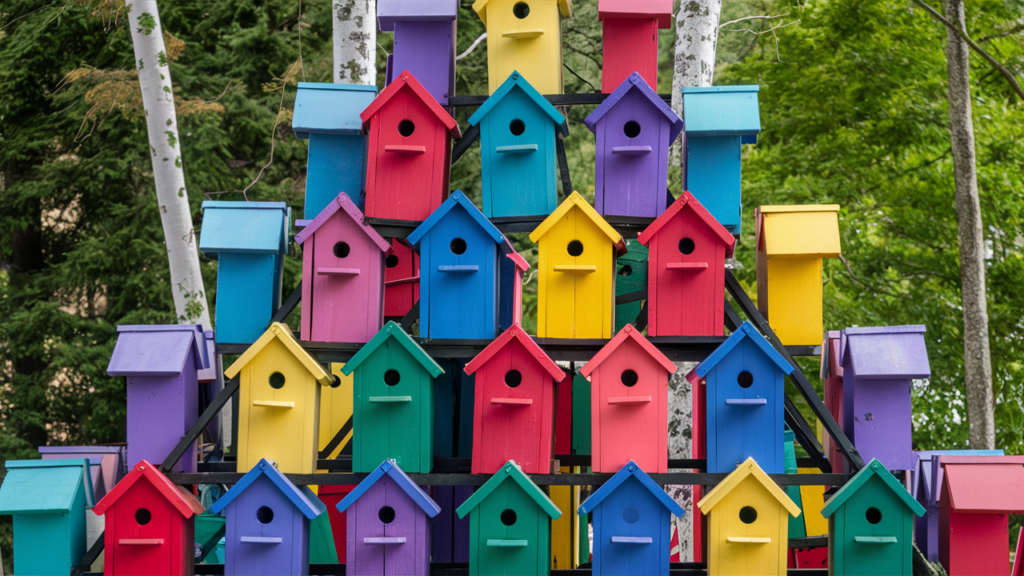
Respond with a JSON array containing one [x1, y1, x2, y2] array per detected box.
[[944, 0, 995, 449], [126, 0, 212, 331], [333, 0, 377, 84]]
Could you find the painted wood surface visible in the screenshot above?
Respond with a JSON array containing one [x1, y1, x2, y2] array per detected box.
[[821, 331, 845, 473], [384, 239, 420, 318], [378, 1, 458, 105], [472, 0, 572, 95], [614, 240, 647, 331], [430, 486, 472, 563], [549, 467, 579, 570], [599, 10, 665, 93], [796, 468, 827, 538], [38, 445, 125, 502]]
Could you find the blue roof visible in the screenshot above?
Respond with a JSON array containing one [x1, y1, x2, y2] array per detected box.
[[680, 85, 761, 137], [209, 459, 326, 519], [292, 82, 379, 138], [578, 460, 684, 517], [0, 459, 94, 514], [585, 72, 683, 143], [406, 190, 505, 247], [335, 459, 441, 517], [468, 71, 568, 136], [692, 321, 794, 378], [199, 201, 289, 255]]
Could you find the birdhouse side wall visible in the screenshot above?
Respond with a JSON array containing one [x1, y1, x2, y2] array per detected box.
[[224, 474, 310, 575], [763, 256, 823, 346], [104, 479, 193, 576], [686, 136, 743, 233], [481, 1, 565, 95], [347, 477, 432, 576], [601, 18, 660, 94], [11, 512, 76, 575], [706, 478, 788, 575], [468, 479, 552, 576], [384, 240, 420, 318], [306, 133, 367, 216], [392, 20, 457, 105], [590, 477, 673, 575], [824, 371, 845, 474], [215, 253, 278, 345], [126, 356, 198, 473], [844, 373, 914, 471], [939, 474, 1009, 576]]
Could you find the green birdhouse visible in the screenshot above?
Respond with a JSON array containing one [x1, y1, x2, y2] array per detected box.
[[615, 239, 648, 331]]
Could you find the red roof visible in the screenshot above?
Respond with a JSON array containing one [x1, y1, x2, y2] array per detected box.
[[637, 192, 735, 257], [464, 325, 565, 382], [505, 247, 530, 272], [360, 70, 462, 139], [93, 459, 205, 518], [580, 324, 677, 378], [941, 456, 1024, 513]]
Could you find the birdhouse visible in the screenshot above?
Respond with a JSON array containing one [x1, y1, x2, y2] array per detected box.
[[456, 460, 563, 576], [200, 201, 290, 345], [342, 321, 444, 473], [295, 193, 390, 343], [754, 205, 841, 346], [464, 324, 566, 475], [361, 71, 462, 222], [433, 358, 476, 459], [577, 461, 684, 576], [598, 0, 672, 93], [529, 191, 626, 339], [378, 0, 458, 105], [614, 240, 647, 331], [472, 0, 573, 95], [39, 445, 126, 502], [680, 86, 761, 233], [384, 239, 420, 319], [431, 485, 473, 563], [585, 73, 683, 219], [407, 190, 507, 339], [687, 322, 794, 474], [637, 192, 736, 336], [0, 459, 93, 576], [292, 82, 378, 215], [336, 459, 441, 575], [468, 71, 569, 218], [696, 457, 801, 576], [92, 460, 205, 576], [820, 330, 845, 473], [499, 250, 531, 331], [841, 325, 930, 471], [580, 324, 677, 473], [225, 322, 334, 474]]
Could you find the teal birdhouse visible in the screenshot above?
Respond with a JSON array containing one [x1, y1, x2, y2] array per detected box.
[[614, 239, 647, 331]]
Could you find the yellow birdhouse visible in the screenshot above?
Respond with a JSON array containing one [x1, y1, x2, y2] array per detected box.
[[225, 322, 334, 475], [472, 0, 573, 95], [529, 191, 625, 339], [318, 363, 354, 462], [755, 205, 841, 346], [697, 457, 802, 576]]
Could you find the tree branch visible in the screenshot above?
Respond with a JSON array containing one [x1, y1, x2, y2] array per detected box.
[[719, 13, 789, 28], [456, 32, 486, 61], [978, 21, 1024, 43]]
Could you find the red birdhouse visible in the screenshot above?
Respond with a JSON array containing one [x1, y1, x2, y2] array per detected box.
[[384, 239, 420, 319], [360, 70, 462, 222], [580, 324, 677, 473], [637, 191, 735, 337], [92, 460, 205, 576], [598, 0, 673, 93], [464, 324, 566, 475]]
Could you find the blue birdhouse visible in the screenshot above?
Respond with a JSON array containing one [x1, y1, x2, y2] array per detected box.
[[686, 321, 794, 474], [680, 85, 761, 234], [407, 190, 507, 339], [468, 71, 568, 218], [200, 201, 290, 345], [578, 461, 684, 576]]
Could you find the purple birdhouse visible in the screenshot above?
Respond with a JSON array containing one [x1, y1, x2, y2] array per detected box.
[[106, 325, 210, 473], [585, 72, 683, 219], [336, 459, 441, 576], [378, 1, 458, 105]]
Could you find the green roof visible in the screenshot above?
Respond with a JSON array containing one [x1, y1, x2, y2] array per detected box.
[[341, 322, 444, 378], [456, 460, 561, 520], [821, 459, 925, 518]]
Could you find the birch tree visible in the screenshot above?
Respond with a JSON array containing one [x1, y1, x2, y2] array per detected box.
[[333, 0, 377, 84]]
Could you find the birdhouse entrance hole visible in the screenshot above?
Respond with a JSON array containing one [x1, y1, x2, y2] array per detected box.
[[739, 506, 757, 524], [512, 2, 530, 19], [257, 506, 274, 524], [135, 508, 152, 525], [509, 119, 526, 136], [386, 254, 399, 268], [450, 238, 467, 255], [618, 265, 633, 276], [501, 509, 518, 526], [505, 370, 522, 388], [269, 372, 286, 389], [330, 375, 342, 388], [678, 238, 695, 255], [567, 240, 584, 257], [398, 120, 416, 137], [737, 371, 753, 389], [384, 369, 401, 386], [379, 506, 396, 524], [622, 506, 640, 524], [866, 507, 882, 525], [333, 242, 351, 259], [621, 369, 638, 387], [623, 121, 642, 139]]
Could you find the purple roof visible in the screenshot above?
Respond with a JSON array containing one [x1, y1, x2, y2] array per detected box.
[[585, 72, 683, 143], [107, 325, 209, 377], [378, 0, 458, 30], [294, 192, 390, 252], [842, 325, 930, 379]]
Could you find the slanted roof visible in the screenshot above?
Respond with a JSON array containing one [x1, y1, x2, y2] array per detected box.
[[107, 324, 209, 377], [360, 71, 461, 139], [468, 71, 568, 136], [529, 192, 626, 255], [578, 460, 684, 516], [505, 249, 530, 272], [0, 459, 94, 514], [637, 192, 735, 257], [341, 321, 444, 378], [473, 0, 572, 25], [680, 85, 761, 137], [821, 459, 924, 518], [378, 0, 458, 30], [292, 82, 378, 137], [914, 450, 1003, 505], [93, 460, 204, 518], [757, 205, 841, 258], [697, 457, 801, 517], [842, 325, 930, 380], [209, 459, 326, 519], [580, 324, 676, 378], [464, 324, 565, 381], [689, 321, 794, 380], [940, 456, 1024, 514], [294, 192, 390, 252], [598, 0, 672, 27], [585, 72, 682, 143], [336, 459, 441, 517], [225, 323, 333, 386], [407, 190, 505, 247], [199, 201, 289, 255], [456, 460, 562, 520]]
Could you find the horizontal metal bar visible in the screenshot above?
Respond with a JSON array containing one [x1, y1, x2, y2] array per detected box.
[[447, 93, 672, 108]]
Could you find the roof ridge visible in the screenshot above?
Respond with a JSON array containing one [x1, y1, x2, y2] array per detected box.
[[225, 323, 333, 385]]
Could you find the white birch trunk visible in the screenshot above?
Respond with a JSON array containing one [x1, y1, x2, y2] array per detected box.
[[333, 0, 377, 84]]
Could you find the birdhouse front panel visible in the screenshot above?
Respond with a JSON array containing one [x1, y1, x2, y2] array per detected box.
[[475, 0, 569, 95], [601, 17, 659, 94], [828, 475, 913, 575], [223, 474, 311, 575], [469, 480, 552, 576], [588, 476, 674, 575], [104, 479, 194, 576], [761, 256, 822, 346], [346, 474, 432, 576], [216, 253, 280, 344], [384, 239, 420, 318], [706, 477, 790, 576], [615, 240, 647, 331]]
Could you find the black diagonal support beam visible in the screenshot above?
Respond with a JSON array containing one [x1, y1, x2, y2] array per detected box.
[[724, 298, 742, 332], [161, 376, 240, 473], [270, 282, 302, 326], [401, 300, 419, 332], [451, 123, 480, 164], [318, 416, 354, 460], [785, 395, 831, 472], [71, 532, 105, 576], [555, 135, 573, 199]]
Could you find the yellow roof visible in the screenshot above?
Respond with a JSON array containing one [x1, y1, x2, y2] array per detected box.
[[759, 204, 841, 258], [225, 322, 333, 386], [697, 458, 802, 517], [528, 191, 623, 246], [473, 0, 572, 25]]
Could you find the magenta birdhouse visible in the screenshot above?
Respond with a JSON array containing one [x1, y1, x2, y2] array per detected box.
[[378, 0, 458, 105]]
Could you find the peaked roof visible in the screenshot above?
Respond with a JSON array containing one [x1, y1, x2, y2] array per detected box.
[[93, 460, 205, 518], [360, 71, 461, 139], [578, 460, 684, 516], [689, 322, 794, 379], [107, 324, 209, 377], [199, 201, 289, 254], [473, 0, 572, 24], [407, 190, 505, 247], [456, 460, 562, 520], [336, 459, 441, 517], [637, 192, 735, 257], [341, 322, 444, 378], [225, 323, 333, 386], [378, 0, 458, 30], [598, 0, 672, 27], [468, 71, 568, 136], [821, 459, 925, 518], [505, 249, 530, 272], [842, 325, 930, 380], [585, 73, 683, 143], [292, 82, 378, 137], [939, 455, 1024, 513], [294, 192, 390, 252], [464, 324, 566, 381], [914, 449, 1003, 505], [580, 324, 676, 378], [529, 192, 625, 255], [697, 457, 801, 517], [209, 459, 326, 519], [0, 459, 94, 514]]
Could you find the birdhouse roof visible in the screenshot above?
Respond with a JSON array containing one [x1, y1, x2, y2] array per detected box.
[[680, 85, 761, 137], [756, 205, 841, 258], [473, 0, 572, 25], [819, 330, 842, 380], [689, 321, 794, 380], [294, 192, 391, 252], [407, 190, 505, 247], [529, 192, 626, 254], [225, 323, 333, 386], [597, 0, 672, 27], [939, 456, 1024, 514], [107, 324, 209, 377], [456, 460, 562, 520], [580, 324, 676, 378], [468, 71, 569, 136], [341, 321, 445, 378], [378, 0, 459, 30], [199, 201, 290, 255], [505, 248, 530, 272], [697, 457, 801, 517], [464, 324, 565, 381], [585, 73, 683, 143], [636, 192, 735, 257], [360, 71, 462, 139], [578, 460, 684, 516], [841, 325, 930, 380], [336, 459, 441, 517], [821, 459, 925, 518], [209, 458, 326, 519], [0, 459, 94, 514], [93, 460, 205, 518], [292, 82, 378, 137], [913, 450, 1003, 506]]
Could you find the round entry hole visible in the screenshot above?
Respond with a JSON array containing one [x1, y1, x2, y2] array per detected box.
[[398, 120, 415, 137], [257, 506, 274, 524], [509, 119, 526, 136], [136, 508, 152, 526], [737, 371, 753, 389], [379, 506, 396, 524], [678, 238, 695, 255], [505, 370, 522, 388], [384, 369, 401, 386], [567, 240, 584, 257], [866, 507, 882, 525], [622, 506, 640, 524], [624, 121, 641, 138], [269, 372, 286, 389], [333, 241, 351, 259], [501, 509, 518, 526], [450, 237, 467, 255], [513, 2, 530, 19], [621, 369, 638, 387], [386, 254, 400, 268], [739, 506, 757, 524]]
